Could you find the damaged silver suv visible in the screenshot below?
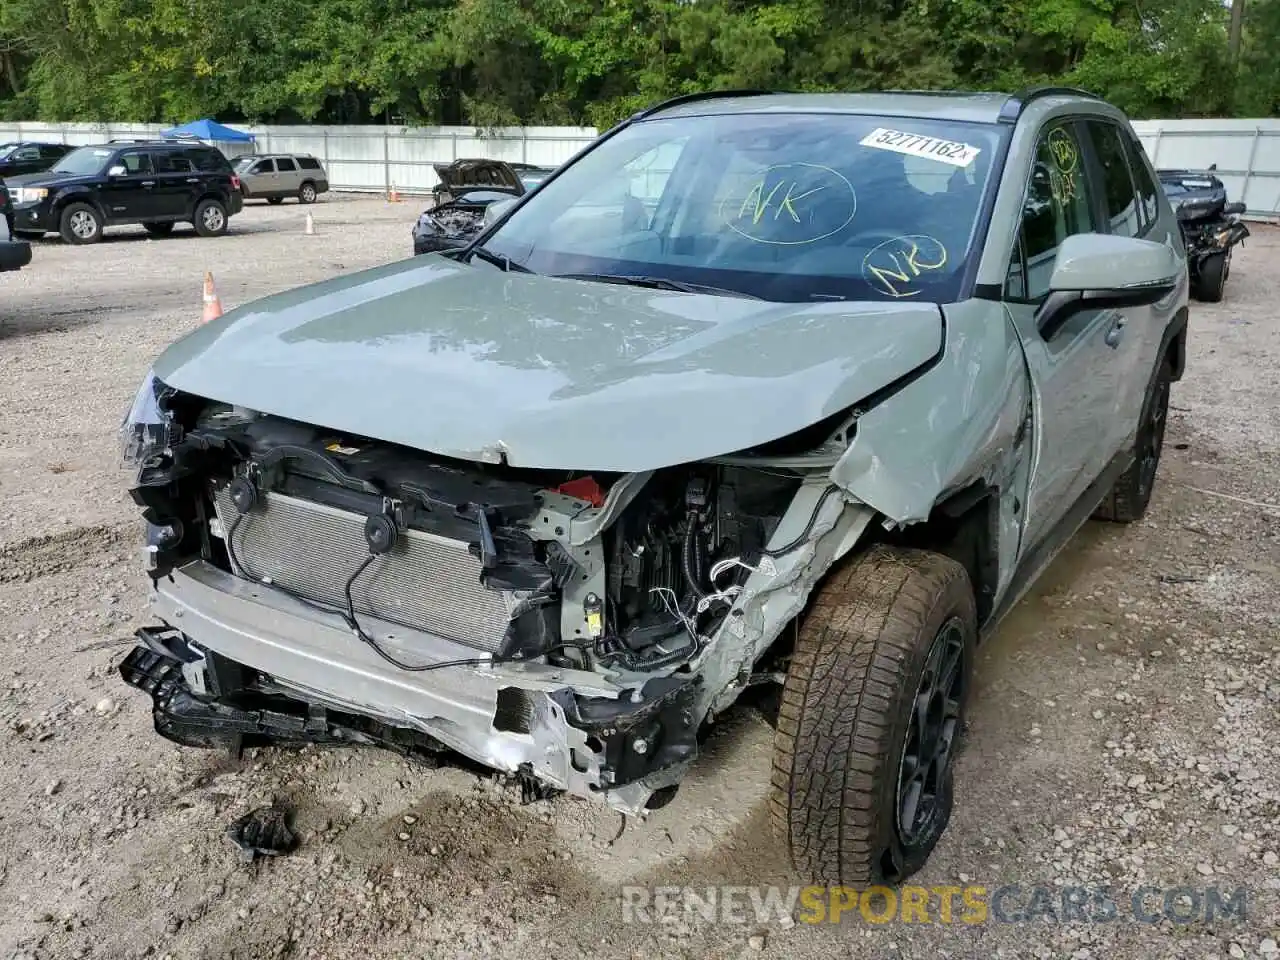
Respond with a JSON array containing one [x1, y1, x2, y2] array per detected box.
[[119, 87, 1188, 884]]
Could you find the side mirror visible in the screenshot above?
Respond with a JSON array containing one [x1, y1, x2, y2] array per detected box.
[[107, 165, 127, 177], [1036, 233, 1180, 341], [482, 196, 518, 229], [1223, 201, 1246, 216]]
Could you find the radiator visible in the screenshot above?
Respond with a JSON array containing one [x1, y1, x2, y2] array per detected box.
[[212, 487, 512, 652]]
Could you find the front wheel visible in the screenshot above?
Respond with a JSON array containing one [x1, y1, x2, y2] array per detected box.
[[298, 182, 317, 204], [1190, 252, 1227, 303], [192, 199, 228, 237], [771, 546, 976, 884], [59, 203, 102, 244], [1093, 358, 1172, 523]]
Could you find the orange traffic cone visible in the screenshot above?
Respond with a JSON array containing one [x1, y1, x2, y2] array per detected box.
[[201, 272, 223, 323], [388, 183, 401, 203]]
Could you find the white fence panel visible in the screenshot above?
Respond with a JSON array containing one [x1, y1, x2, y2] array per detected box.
[[0, 121, 598, 196]]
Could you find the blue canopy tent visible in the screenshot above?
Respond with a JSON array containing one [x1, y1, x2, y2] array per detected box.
[[160, 118, 255, 143]]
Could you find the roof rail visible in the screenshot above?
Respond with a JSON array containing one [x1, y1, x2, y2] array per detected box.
[[107, 137, 187, 144], [998, 86, 1100, 123], [877, 89, 1005, 98], [633, 89, 772, 120]]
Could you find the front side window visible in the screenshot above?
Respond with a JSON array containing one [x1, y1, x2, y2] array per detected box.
[[1009, 122, 1099, 301], [251, 159, 274, 174], [1086, 121, 1141, 238], [117, 151, 152, 175], [14, 145, 40, 161], [482, 112, 1006, 302]]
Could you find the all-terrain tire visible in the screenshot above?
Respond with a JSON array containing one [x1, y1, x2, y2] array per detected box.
[[1190, 252, 1227, 303], [771, 545, 977, 885], [1092, 357, 1172, 523], [192, 199, 228, 237], [59, 202, 102, 244]]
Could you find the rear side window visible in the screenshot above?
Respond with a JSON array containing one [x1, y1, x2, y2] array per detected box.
[[187, 148, 231, 173], [1121, 134, 1160, 227], [153, 152, 193, 174], [276, 157, 297, 172], [1007, 122, 1100, 301], [297, 157, 321, 170], [1085, 121, 1141, 237], [40, 145, 68, 159]]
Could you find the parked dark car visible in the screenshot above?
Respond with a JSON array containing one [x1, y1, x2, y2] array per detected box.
[[0, 176, 32, 271], [507, 161, 557, 191], [412, 159, 528, 256], [0, 141, 75, 179], [6, 139, 244, 244], [1158, 166, 1249, 303]]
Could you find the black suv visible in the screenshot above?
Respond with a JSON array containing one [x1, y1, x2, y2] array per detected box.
[[0, 141, 75, 178], [6, 140, 244, 244], [0, 177, 33, 272]]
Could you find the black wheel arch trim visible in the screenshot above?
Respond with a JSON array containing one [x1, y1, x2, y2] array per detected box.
[[1161, 306, 1188, 383], [53, 190, 105, 221]]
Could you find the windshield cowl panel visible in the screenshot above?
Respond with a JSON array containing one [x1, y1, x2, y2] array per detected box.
[[482, 112, 1007, 304]]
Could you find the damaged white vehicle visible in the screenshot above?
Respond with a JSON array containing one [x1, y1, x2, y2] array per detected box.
[[120, 87, 1188, 884]]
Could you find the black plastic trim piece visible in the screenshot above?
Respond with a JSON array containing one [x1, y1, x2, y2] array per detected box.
[[634, 89, 772, 120], [998, 86, 1101, 123], [983, 447, 1131, 633]]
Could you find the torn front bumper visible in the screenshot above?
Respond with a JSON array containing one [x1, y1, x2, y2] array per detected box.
[[123, 561, 697, 813]]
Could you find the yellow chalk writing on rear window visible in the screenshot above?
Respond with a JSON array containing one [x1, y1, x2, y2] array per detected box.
[[860, 128, 981, 168]]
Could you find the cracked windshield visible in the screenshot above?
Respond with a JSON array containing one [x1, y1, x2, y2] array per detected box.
[[483, 112, 1004, 302]]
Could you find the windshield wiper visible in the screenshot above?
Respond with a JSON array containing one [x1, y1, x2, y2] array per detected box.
[[555, 273, 762, 300], [466, 245, 532, 273]]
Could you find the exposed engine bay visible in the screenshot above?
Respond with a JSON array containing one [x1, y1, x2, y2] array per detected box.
[[121, 385, 851, 812], [411, 202, 488, 255]]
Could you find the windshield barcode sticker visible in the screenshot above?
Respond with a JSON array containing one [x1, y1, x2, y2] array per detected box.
[[860, 128, 981, 167]]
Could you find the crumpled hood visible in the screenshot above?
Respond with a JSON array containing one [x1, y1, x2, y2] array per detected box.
[[152, 255, 944, 472]]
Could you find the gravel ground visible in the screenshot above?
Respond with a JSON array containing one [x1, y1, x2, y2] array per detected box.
[[0, 197, 1277, 960]]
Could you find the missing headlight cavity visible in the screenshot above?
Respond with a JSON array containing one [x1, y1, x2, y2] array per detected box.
[[593, 465, 799, 671]]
